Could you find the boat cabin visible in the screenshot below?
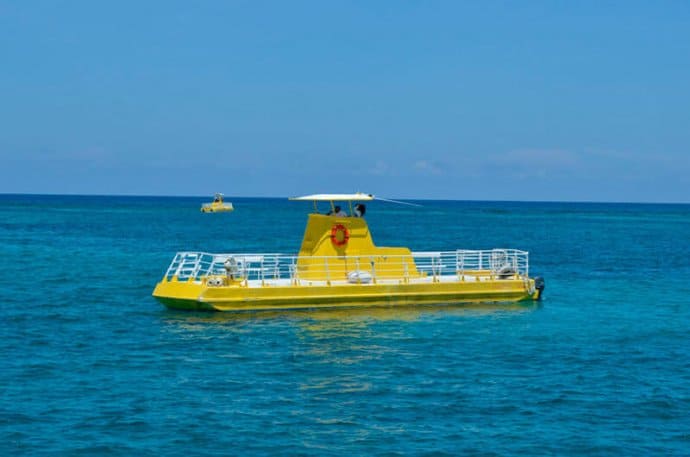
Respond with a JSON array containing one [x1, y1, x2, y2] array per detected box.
[[289, 193, 419, 281]]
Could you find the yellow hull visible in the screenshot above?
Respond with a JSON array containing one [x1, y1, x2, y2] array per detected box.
[[200, 204, 233, 213], [153, 277, 543, 312]]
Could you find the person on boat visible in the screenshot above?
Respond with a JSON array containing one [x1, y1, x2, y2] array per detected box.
[[353, 203, 366, 217], [329, 205, 347, 217]]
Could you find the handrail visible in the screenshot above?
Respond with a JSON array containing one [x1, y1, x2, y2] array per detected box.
[[163, 249, 529, 283]]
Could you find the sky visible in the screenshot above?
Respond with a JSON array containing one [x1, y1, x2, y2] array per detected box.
[[1, 1, 689, 202]]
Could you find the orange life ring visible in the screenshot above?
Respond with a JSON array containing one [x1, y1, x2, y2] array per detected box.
[[330, 224, 350, 247]]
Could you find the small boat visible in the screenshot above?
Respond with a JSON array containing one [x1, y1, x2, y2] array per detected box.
[[201, 193, 233, 213], [154, 193, 544, 311]]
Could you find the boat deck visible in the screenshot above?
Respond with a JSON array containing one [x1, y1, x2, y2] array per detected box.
[[161, 249, 529, 288]]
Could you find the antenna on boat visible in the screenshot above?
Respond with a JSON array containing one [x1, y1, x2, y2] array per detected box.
[[375, 197, 422, 207]]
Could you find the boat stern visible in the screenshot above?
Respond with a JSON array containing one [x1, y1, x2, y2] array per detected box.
[[152, 277, 214, 311], [532, 276, 545, 300]]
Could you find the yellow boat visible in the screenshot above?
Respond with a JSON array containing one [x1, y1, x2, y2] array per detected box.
[[200, 193, 234, 213], [154, 193, 544, 311]]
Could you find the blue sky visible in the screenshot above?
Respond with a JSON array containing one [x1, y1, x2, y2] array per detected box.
[[1, 1, 689, 202]]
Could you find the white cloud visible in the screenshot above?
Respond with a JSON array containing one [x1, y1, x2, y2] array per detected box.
[[413, 159, 444, 175], [489, 149, 578, 167], [486, 149, 579, 178], [367, 160, 392, 176]]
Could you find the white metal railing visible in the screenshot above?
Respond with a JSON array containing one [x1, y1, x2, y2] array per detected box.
[[163, 249, 529, 283]]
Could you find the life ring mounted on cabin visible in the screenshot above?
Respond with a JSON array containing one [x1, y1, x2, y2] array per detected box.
[[330, 224, 350, 247]]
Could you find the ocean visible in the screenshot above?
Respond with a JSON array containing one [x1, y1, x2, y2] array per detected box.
[[1, 194, 689, 456]]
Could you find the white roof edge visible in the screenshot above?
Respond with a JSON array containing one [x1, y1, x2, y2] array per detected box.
[[289, 193, 375, 201]]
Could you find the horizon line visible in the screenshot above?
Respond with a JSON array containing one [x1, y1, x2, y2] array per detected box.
[[1, 191, 689, 206]]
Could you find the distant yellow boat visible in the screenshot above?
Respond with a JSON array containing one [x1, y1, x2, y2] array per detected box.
[[201, 193, 233, 213], [155, 193, 544, 311]]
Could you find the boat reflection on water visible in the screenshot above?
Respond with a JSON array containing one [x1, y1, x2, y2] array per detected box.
[[158, 301, 542, 404], [160, 300, 541, 331]]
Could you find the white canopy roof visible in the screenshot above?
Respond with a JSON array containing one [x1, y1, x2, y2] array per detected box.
[[289, 193, 374, 201]]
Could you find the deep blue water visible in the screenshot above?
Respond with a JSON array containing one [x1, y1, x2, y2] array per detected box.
[[1, 194, 689, 456]]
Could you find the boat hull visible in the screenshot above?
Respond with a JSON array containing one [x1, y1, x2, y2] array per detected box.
[[153, 277, 542, 312], [200, 205, 233, 213]]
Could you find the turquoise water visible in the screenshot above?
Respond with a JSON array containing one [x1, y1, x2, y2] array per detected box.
[[1, 194, 689, 456]]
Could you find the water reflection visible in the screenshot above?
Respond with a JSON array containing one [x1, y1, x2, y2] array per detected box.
[[155, 301, 542, 426], [159, 301, 540, 331]]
